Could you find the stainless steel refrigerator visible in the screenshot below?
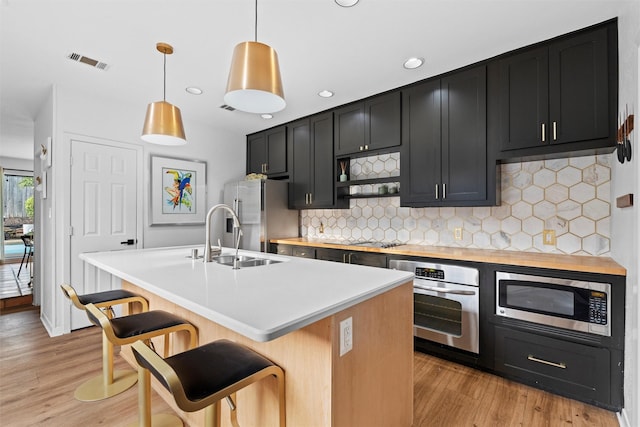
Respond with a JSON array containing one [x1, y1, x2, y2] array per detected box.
[[222, 179, 298, 252]]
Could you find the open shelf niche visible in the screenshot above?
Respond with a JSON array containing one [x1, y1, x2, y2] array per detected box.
[[336, 152, 400, 200]]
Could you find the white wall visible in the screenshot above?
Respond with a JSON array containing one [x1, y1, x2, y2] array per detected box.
[[0, 156, 33, 171], [36, 85, 245, 336], [611, 4, 640, 426]]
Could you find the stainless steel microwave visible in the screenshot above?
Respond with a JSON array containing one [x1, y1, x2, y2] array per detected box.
[[496, 271, 611, 337]]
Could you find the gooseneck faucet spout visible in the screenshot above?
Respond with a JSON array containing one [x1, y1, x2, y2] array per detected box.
[[204, 204, 242, 263]]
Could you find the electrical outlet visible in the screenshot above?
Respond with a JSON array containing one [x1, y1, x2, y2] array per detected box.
[[454, 227, 463, 240], [340, 317, 353, 356], [543, 229, 556, 246]]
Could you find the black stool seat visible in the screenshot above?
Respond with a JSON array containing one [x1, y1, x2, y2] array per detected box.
[[131, 339, 286, 427], [155, 340, 274, 402], [109, 311, 192, 340], [77, 289, 143, 306]]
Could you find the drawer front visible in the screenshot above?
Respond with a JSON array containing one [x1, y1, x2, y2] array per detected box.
[[275, 245, 292, 256], [292, 246, 315, 259], [494, 326, 610, 404], [348, 252, 387, 268], [315, 248, 345, 263]]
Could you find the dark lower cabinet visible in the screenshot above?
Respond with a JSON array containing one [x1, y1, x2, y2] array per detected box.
[[401, 64, 492, 207], [498, 20, 617, 159], [494, 326, 620, 409], [315, 248, 387, 267], [274, 245, 315, 259]]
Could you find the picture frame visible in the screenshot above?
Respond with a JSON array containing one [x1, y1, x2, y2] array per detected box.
[[150, 155, 206, 226]]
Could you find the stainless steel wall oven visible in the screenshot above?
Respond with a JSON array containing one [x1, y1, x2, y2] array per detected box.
[[390, 260, 480, 354]]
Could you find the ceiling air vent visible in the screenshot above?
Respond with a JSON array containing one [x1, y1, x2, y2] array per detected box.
[[67, 53, 109, 71], [219, 104, 236, 111]]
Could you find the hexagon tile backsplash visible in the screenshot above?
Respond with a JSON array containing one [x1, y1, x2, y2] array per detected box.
[[301, 153, 612, 256]]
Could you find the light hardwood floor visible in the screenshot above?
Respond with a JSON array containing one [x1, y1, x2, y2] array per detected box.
[[1, 308, 619, 427]]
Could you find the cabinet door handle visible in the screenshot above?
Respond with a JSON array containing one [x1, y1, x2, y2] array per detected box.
[[552, 121, 557, 141], [442, 183, 446, 199], [359, 146, 364, 151], [435, 184, 439, 200], [541, 123, 546, 143], [306, 193, 310, 205], [343, 253, 347, 263], [309, 193, 313, 204], [364, 145, 369, 150], [348, 253, 354, 264], [527, 355, 566, 369]]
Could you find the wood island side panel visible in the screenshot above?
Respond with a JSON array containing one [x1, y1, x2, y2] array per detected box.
[[120, 280, 413, 427]]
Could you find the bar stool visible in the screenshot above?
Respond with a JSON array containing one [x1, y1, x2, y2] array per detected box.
[[130, 339, 286, 427], [60, 283, 149, 401], [85, 303, 198, 427], [18, 234, 34, 285]]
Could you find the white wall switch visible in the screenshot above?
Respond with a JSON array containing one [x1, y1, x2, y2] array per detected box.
[[340, 317, 353, 356]]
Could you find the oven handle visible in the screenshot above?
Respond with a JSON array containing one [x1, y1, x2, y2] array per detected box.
[[414, 284, 476, 296]]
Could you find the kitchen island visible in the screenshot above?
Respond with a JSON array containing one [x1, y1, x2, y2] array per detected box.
[[80, 246, 414, 427]]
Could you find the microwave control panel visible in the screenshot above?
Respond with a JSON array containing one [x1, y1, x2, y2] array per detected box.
[[589, 291, 608, 325]]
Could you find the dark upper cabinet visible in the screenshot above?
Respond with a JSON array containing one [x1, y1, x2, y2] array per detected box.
[[289, 113, 340, 209], [246, 125, 287, 177], [499, 22, 616, 157], [401, 65, 491, 207], [334, 91, 401, 156]]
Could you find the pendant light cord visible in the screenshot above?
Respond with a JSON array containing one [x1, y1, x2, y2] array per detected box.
[[163, 51, 167, 102], [254, 0, 258, 42]]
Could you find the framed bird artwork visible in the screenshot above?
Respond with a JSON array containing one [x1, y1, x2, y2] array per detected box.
[[150, 155, 207, 225]]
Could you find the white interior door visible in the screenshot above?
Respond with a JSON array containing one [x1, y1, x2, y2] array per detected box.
[[70, 139, 138, 330]]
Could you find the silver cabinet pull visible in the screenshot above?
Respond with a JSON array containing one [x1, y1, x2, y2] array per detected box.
[[442, 183, 446, 199], [435, 184, 439, 199], [364, 145, 369, 150], [359, 146, 364, 151], [541, 123, 546, 143], [343, 253, 347, 263], [309, 193, 313, 205], [552, 121, 557, 141], [527, 355, 566, 369]]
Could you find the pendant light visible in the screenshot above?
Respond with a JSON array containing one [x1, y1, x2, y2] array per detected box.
[[224, 0, 285, 114], [141, 42, 187, 145]]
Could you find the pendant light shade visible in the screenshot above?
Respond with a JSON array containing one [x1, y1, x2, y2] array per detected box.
[[141, 101, 186, 145], [141, 42, 187, 145], [225, 41, 285, 114], [224, 0, 285, 114]]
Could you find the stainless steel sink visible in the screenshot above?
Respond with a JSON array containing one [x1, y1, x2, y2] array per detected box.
[[212, 255, 254, 264], [212, 255, 282, 268], [236, 258, 281, 267]]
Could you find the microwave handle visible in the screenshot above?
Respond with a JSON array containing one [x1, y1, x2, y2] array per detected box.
[[414, 284, 476, 296]]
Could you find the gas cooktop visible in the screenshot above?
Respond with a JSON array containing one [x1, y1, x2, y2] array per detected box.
[[349, 241, 403, 249]]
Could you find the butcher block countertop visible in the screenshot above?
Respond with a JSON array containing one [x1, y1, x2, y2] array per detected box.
[[271, 237, 627, 276]]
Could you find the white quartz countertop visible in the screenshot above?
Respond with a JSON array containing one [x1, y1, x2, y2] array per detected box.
[[79, 246, 413, 342]]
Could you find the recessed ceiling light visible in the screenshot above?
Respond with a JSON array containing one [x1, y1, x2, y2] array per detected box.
[[261, 114, 273, 119], [335, 0, 359, 6], [318, 90, 334, 98], [403, 57, 424, 69], [185, 87, 203, 95]]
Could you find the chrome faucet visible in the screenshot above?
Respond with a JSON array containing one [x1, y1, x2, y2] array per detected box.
[[204, 204, 242, 266]]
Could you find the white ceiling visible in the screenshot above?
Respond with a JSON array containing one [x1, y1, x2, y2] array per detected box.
[[0, 0, 624, 160]]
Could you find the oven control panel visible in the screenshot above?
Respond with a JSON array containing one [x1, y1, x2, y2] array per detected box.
[[415, 267, 444, 280], [589, 291, 608, 325]]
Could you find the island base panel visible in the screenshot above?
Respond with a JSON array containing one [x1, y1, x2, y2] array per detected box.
[[120, 280, 413, 427]]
